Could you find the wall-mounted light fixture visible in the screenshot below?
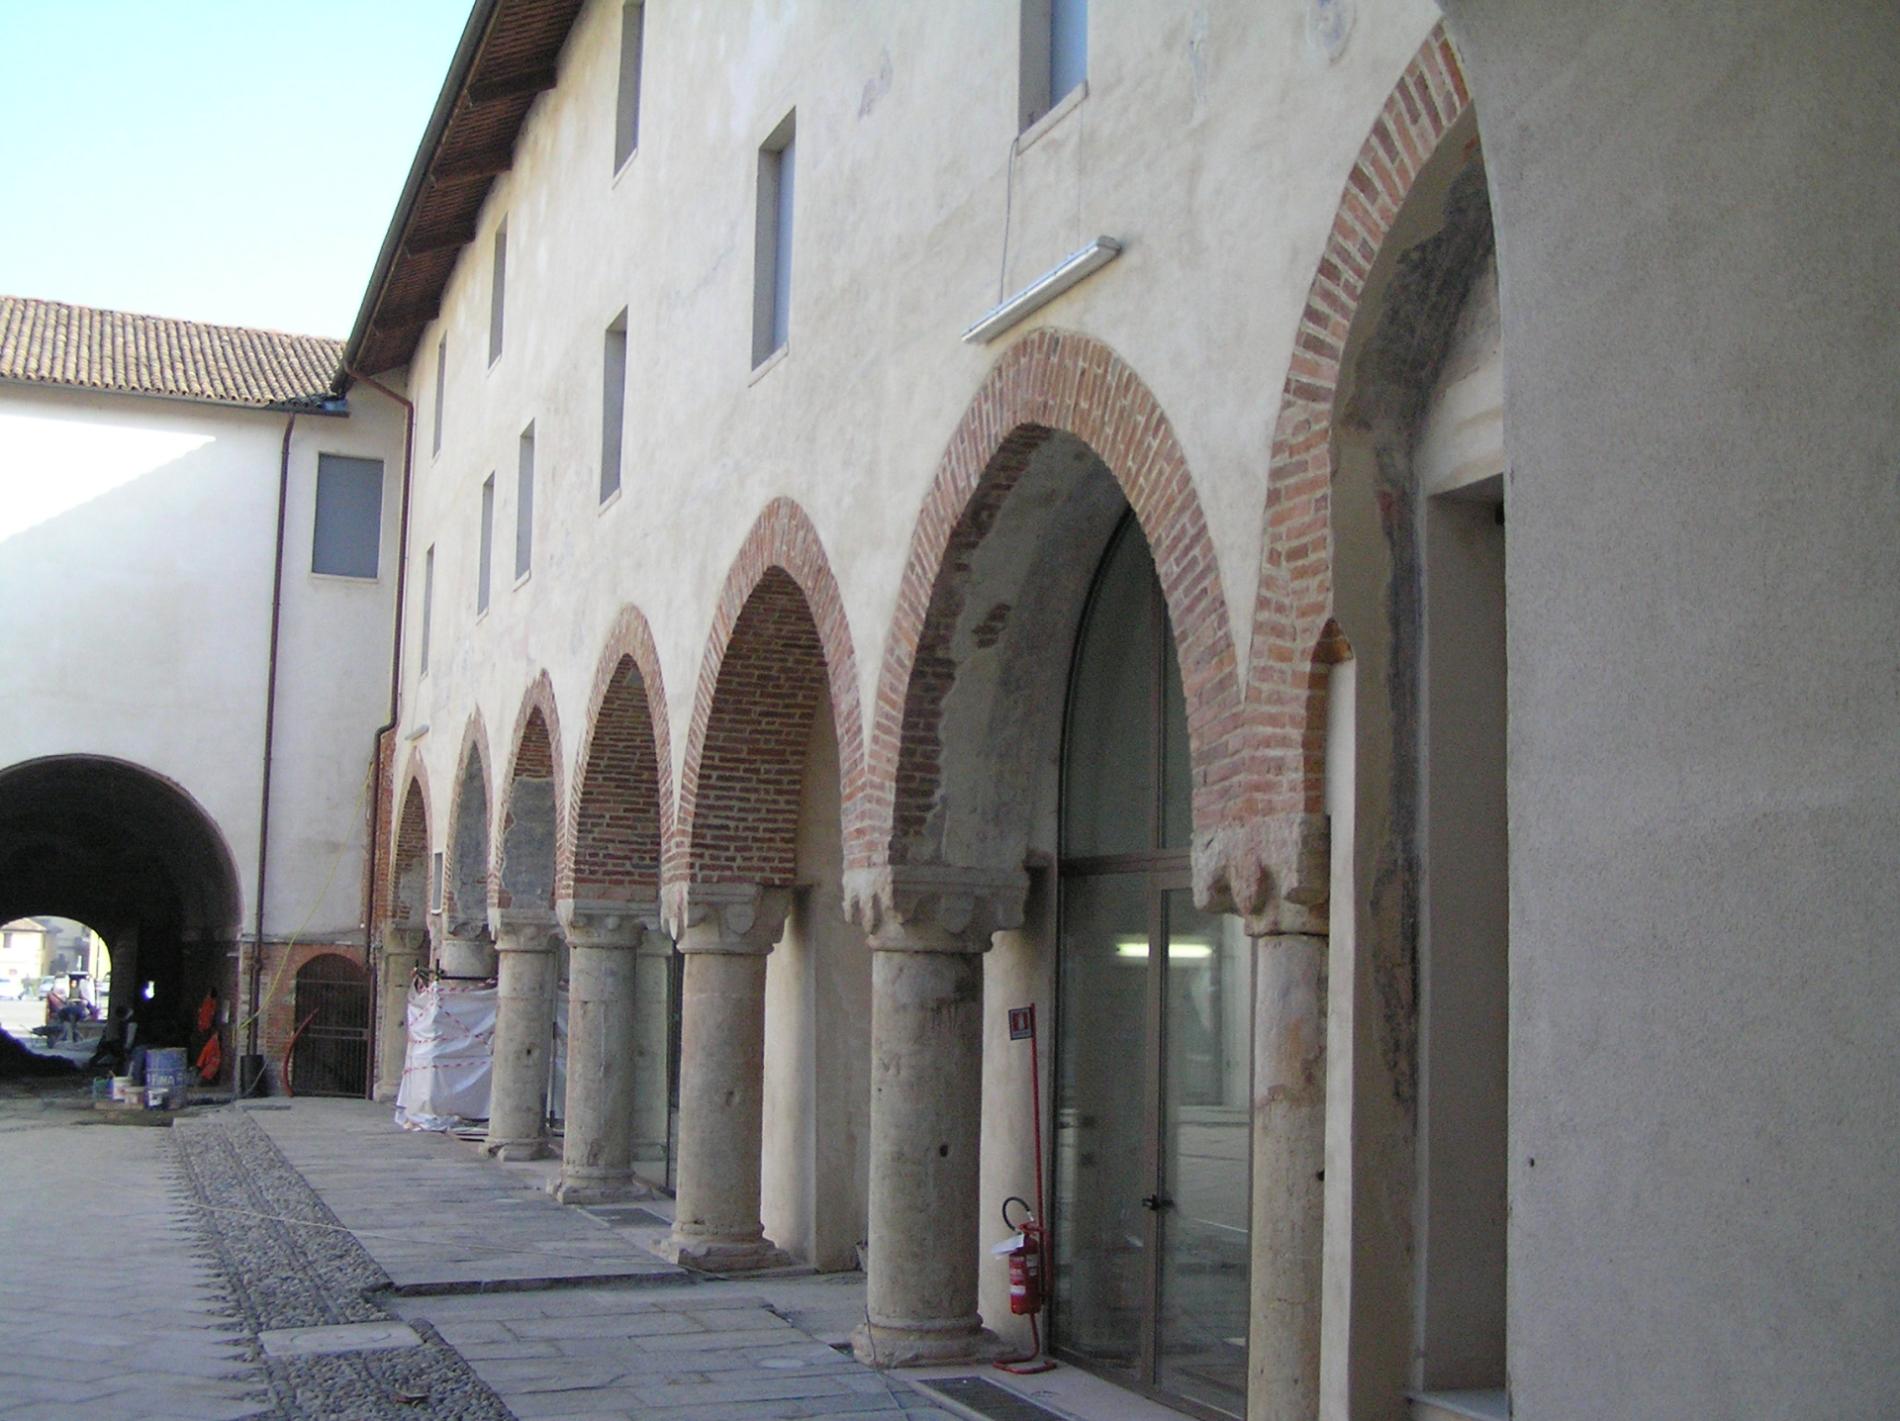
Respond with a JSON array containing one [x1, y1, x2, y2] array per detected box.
[[962, 237, 1123, 344]]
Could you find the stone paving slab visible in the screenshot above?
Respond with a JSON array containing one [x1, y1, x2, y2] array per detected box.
[[247, 1098, 686, 1294]]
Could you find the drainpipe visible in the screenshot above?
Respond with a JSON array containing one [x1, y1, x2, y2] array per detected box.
[[248, 413, 296, 1065], [346, 364, 417, 1088]]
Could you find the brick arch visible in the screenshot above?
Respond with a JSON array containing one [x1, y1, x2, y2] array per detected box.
[[444, 710, 493, 929], [497, 671, 565, 912], [862, 328, 1244, 877], [669, 498, 864, 907], [1249, 23, 1471, 827], [387, 751, 433, 927], [561, 605, 673, 905]]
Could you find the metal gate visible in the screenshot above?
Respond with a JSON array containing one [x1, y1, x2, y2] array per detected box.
[[290, 953, 370, 1098]]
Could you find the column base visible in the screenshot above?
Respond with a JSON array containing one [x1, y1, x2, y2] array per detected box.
[[850, 1317, 999, 1369], [551, 1171, 651, 1205], [657, 1232, 792, 1274], [484, 1135, 552, 1163], [373, 1085, 398, 1105]]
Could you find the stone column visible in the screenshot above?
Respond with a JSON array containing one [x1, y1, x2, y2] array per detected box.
[[629, 931, 675, 1180], [1247, 929, 1327, 1421], [847, 867, 1026, 1368], [659, 883, 792, 1272], [552, 899, 658, 1204], [485, 909, 560, 1161], [373, 923, 425, 1103]]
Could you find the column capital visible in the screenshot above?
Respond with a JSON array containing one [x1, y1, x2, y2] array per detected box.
[[377, 921, 426, 955], [490, 906, 559, 951], [844, 864, 1026, 953], [557, 898, 661, 950], [666, 881, 791, 954], [1197, 812, 1331, 936]]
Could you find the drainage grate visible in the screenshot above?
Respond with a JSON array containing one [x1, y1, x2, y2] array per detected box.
[[585, 1205, 672, 1228], [913, 1376, 1070, 1421]]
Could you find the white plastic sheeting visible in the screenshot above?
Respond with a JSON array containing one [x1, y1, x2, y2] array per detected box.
[[394, 979, 495, 1131]]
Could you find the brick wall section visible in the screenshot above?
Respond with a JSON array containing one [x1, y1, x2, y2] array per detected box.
[[1249, 24, 1469, 820], [670, 498, 865, 894], [561, 605, 671, 904], [497, 674, 563, 910], [388, 757, 433, 926], [863, 328, 1245, 873], [444, 712, 492, 927], [366, 728, 397, 939]]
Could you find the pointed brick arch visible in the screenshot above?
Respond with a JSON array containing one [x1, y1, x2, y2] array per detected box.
[[561, 605, 673, 905], [862, 328, 1244, 878], [445, 711, 493, 929], [1249, 23, 1471, 823], [388, 751, 433, 928], [498, 672, 565, 912], [669, 498, 864, 908]]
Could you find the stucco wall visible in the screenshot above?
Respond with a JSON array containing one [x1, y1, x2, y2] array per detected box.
[[0, 382, 404, 944], [1445, 2, 1900, 1415]]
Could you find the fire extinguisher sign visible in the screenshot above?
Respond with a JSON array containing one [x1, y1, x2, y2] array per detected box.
[[1007, 1006, 1035, 1040]]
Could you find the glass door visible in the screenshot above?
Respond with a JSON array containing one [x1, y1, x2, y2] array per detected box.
[[1050, 514, 1250, 1419]]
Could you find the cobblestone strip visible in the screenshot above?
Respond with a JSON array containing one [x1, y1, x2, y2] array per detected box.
[[170, 1107, 518, 1421]]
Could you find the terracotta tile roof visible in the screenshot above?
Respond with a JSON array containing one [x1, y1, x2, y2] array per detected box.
[[0, 295, 342, 410]]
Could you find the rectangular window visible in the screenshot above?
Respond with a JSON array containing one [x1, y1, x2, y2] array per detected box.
[[601, 312, 628, 503], [515, 423, 535, 581], [614, 2, 645, 171], [1021, 0, 1087, 130], [752, 111, 796, 368], [478, 474, 494, 614], [432, 336, 446, 455], [311, 453, 383, 578], [430, 852, 444, 912], [488, 222, 507, 364], [419, 545, 435, 676]]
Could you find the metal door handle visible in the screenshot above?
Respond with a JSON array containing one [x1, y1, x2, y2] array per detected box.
[[1140, 1194, 1173, 1211]]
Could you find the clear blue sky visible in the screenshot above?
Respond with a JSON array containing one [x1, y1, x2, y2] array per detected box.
[[0, 1, 472, 339]]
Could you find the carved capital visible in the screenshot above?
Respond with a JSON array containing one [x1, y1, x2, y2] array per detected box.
[[1196, 814, 1331, 936], [667, 881, 792, 955], [844, 863, 1027, 953], [489, 905, 559, 952], [557, 897, 661, 951], [378, 922, 426, 959]]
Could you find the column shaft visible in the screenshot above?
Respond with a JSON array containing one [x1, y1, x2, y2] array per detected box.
[[857, 946, 987, 1365], [1248, 931, 1327, 1421], [486, 920, 559, 1161], [373, 932, 422, 1103], [554, 916, 645, 1203]]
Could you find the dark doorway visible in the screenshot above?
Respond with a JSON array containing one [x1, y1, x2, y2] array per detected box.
[[290, 954, 371, 1097]]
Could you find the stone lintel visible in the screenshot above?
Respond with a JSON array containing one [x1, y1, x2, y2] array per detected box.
[[1197, 813, 1331, 936], [665, 881, 791, 954], [557, 897, 661, 949], [844, 864, 1027, 952]]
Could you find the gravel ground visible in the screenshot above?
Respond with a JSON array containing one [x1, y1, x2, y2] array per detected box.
[[171, 1105, 517, 1421]]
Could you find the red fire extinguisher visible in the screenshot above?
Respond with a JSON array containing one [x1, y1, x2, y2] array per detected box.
[[1003, 1198, 1045, 1315]]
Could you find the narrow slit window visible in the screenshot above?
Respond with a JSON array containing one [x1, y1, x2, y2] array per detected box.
[[602, 312, 628, 502], [752, 111, 796, 367], [432, 336, 446, 455], [1021, 0, 1087, 130], [488, 222, 507, 364], [311, 453, 383, 579], [515, 422, 535, 581], [478, 474, 494, 614], [614, 2, 645, 171], [419, 545, 435, 676]]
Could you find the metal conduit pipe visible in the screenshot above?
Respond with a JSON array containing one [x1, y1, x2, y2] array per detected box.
[[247, 412, 297, 1068]]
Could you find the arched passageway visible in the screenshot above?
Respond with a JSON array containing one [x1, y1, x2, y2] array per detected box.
[[373, 766, 433, 1102], [665, 500, 864, 1275], [0, 755, 241, 1056]]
